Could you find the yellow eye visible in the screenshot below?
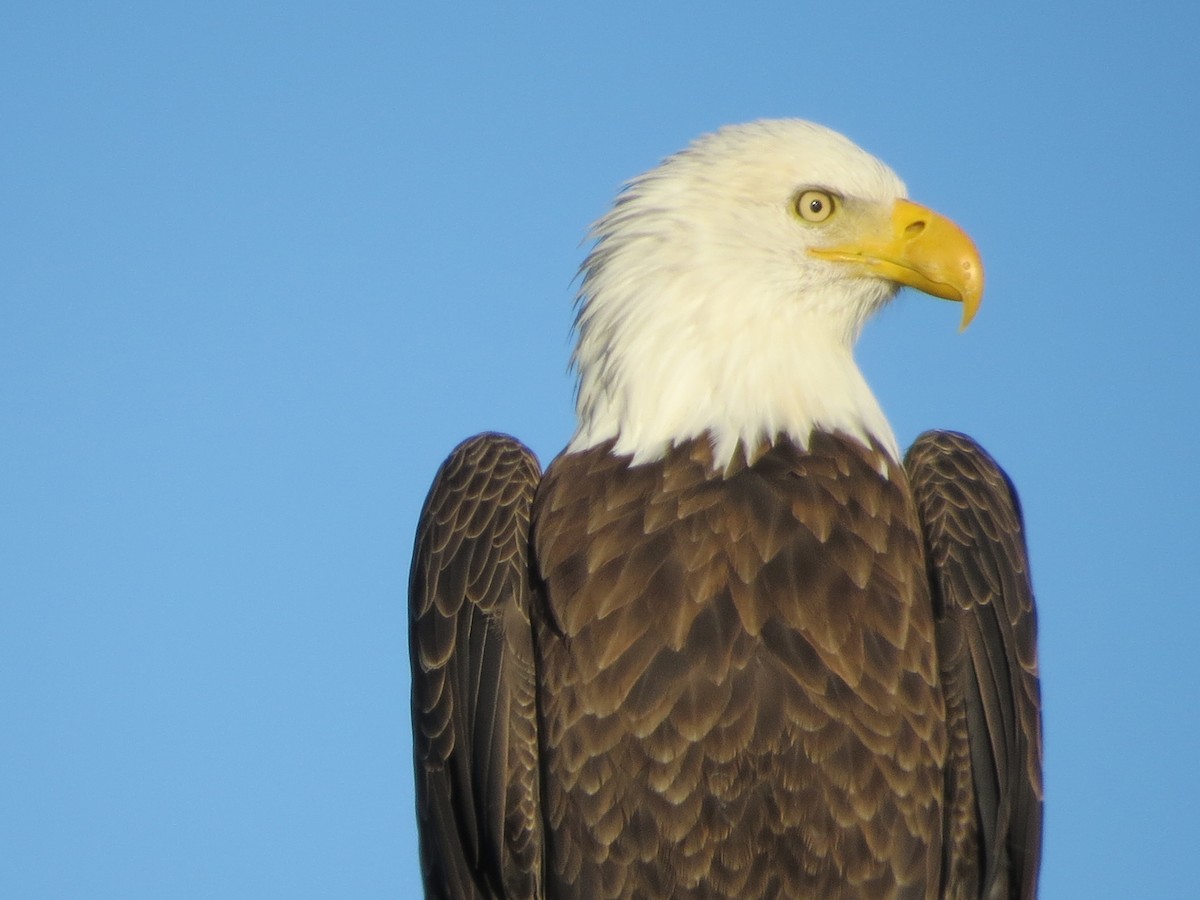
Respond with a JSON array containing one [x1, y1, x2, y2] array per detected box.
[[795, 190, 836, 223]]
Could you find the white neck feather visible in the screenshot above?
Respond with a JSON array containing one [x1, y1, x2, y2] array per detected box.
[[568, 275, 899, 465]]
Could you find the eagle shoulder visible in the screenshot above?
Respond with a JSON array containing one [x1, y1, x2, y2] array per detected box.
[[905, 430, 1043, 900], [409, 433, 544, 899]]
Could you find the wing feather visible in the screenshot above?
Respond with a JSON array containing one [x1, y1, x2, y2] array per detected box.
[[905, 431, 1043, 899], [409, 434, 544, 899]]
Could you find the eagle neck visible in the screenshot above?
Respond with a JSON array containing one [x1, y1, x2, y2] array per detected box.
[[568, 287, 899, 467]]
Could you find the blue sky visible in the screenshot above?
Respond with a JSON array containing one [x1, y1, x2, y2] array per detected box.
[[3, 3, 1198, 897]]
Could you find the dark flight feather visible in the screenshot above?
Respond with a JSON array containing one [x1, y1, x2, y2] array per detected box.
[[409, 434, 544, 899], [905, 431, 1042, 900]]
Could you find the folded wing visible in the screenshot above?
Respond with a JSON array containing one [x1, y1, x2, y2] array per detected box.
[[409, 434, 544, 899], [906, 431, 1043, 899]]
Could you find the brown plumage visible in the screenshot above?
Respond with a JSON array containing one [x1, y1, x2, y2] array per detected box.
[[409, 429, 1041, 898]]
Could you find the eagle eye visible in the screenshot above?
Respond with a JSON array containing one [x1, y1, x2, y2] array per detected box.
[[795, 189, 837, 223]]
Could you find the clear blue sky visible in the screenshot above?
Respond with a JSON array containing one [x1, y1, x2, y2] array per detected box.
[[3, 3, 1198, 897]]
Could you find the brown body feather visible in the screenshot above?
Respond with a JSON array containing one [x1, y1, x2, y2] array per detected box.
[[409, 430, 1041, 899]]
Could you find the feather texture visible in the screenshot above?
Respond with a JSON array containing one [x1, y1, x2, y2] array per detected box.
[[410, 428, 1042, 898]]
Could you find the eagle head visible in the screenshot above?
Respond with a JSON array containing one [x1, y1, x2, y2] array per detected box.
[[569, 120, 982, 466]]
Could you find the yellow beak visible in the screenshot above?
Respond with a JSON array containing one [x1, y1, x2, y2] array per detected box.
[[810, 199, 984, 329]]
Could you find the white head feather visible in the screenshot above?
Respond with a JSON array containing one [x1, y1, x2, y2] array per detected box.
[[568, 119, 908, 465]]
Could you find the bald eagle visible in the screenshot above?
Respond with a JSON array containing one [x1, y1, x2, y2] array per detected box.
[[409, 120, 1042, 899]]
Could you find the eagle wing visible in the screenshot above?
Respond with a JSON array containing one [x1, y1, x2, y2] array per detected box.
[[409, 434, 544, 899], [904, 431, 1043, 899]]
